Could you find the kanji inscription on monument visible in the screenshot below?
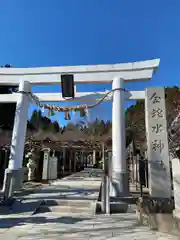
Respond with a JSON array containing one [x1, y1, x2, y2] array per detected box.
[[145, 88, 171, 198]]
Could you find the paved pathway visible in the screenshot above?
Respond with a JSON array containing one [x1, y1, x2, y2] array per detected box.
[[0, 212, 179, 239], [0, 168, 179, 239], [19, 168, 103, 215]]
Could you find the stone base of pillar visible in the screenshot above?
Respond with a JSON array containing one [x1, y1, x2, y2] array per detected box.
[[110, 171, 129, 197], [2, 168, 23, 199], [96, 201, 128, 214], [110, 201, 128, 213]]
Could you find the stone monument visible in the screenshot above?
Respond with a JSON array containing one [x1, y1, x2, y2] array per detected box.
[[145, 87, 172, 198], [137, 88, 174, 232]]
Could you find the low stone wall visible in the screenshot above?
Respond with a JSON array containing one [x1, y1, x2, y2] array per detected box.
[[136, 197, 180, 234], [135, 156, 180, 234]]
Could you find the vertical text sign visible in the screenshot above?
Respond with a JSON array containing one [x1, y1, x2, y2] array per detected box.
[[145, 88, 171, 198]]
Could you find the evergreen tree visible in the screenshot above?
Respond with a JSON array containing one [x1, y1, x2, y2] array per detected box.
[[51, 121, 60, 132], [29, 110, 41, 130]]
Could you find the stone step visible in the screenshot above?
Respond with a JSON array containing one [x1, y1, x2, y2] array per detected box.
[[39, 205, 94, 214], [0, 199, 45, 216], [44, 199, 93, 208], [36, 199, 96, 215]]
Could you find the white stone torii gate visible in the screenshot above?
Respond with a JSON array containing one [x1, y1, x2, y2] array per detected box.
[[0, 59, 160, 198]]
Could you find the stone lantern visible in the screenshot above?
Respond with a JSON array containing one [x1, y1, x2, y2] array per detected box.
[[26, 148, 37, 181]]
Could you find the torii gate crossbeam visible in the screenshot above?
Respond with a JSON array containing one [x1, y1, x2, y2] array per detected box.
[[0, 90, 145, 103]]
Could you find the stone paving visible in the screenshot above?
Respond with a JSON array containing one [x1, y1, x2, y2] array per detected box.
[[0, 169, 179, 239], [0, 212, 179, 239]]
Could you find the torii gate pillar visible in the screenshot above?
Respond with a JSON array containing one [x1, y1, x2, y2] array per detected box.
[[2, 80, 31, 199], [110, 77, 129, 197]]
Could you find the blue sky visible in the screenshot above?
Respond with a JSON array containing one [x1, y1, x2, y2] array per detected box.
[[0, 0, 180, 125]]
